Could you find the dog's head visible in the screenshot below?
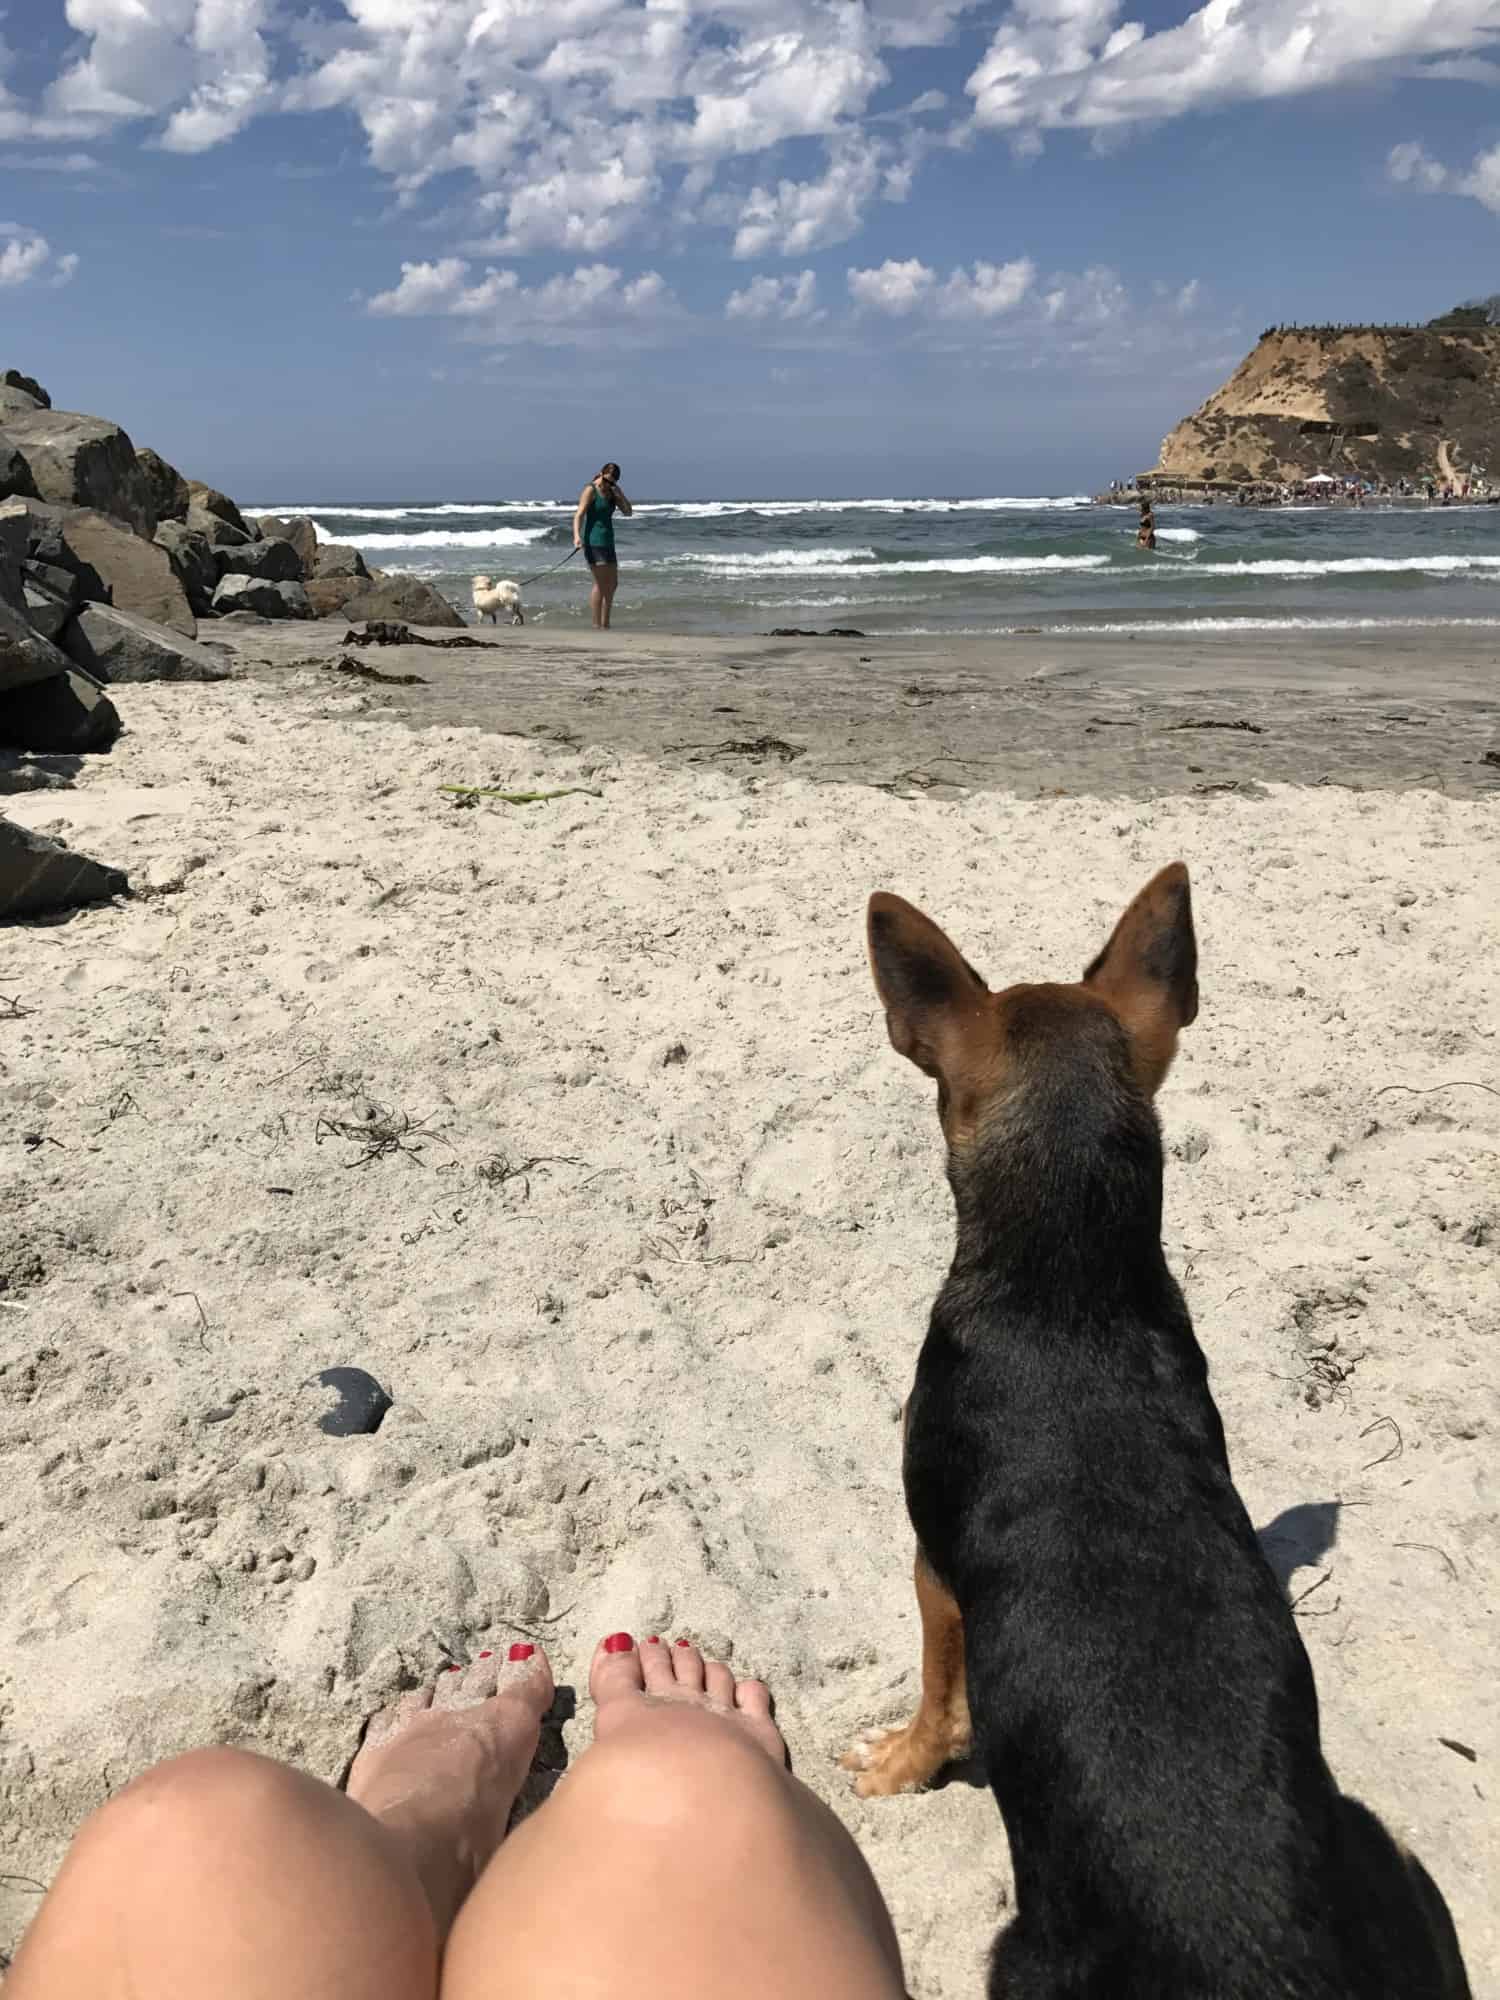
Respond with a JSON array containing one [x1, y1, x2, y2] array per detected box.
[[866, 866, 1197, 1160], [471, 574, 493, 593]]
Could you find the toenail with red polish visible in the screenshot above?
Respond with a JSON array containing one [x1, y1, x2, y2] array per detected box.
[[508, 1643, 535, 1661], [647, 1636, 661, 1644], [444, 1664, 461, 1672], [675, 1638, 691, 1648], [603, 1632, 634, 1654], [478, 1651, 493, 1660]]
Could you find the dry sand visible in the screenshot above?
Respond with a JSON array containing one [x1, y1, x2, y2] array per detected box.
[[2, 656, 1497, 1992]]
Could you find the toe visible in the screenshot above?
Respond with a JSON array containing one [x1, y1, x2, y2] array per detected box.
[[735, 1677, 773, 1721], [670, 1639, 706, 1692], [432, 1662, 470, 1709], [493, 1643, 555, 1714], [358, 1684, 432, 1752], [640, 1636, 678, 1695], [704, 1659, 736, 1706], [589, 1632, 645, 1710]]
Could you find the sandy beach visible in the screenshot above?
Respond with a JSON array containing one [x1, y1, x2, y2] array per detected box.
[[2, 631, 1497, 1993]]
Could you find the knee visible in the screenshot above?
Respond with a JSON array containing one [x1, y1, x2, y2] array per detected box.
[[87, 1747, 310, 1859], [572, 1711, 789, 1841]]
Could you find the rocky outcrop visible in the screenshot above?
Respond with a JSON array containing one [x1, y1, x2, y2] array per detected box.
[[0, 436, 37, 501], [302, 577, 361, 618], [211, 574, 311, 618], [0, 408, 156, 535], [1146, 325, 1500, 485], [253, 514, 318, 570], [187, 481, 252, 537], [153, 519, 219, 616], [137, 448, 190, 524], [340, 577, 464, 628], [1, 601, 73, 695], [1, 369, 49, 409], [0, 815, 127, 917], [316, 542, 369, 581], [217, 536, 305, 584], [22, 582, 70, 644], [33, 507, 195, 636], [0, 662, 121, 754], [63, 604, 233, 684]]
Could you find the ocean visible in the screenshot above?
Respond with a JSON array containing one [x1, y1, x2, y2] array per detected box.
[[251, 495, 1500, 636]]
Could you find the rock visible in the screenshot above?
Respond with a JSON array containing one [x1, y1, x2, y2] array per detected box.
[[0, 386, 46, 421], [216, 536, 305, 584], [153, 519, 219, 616], [136, 448, 190, 524], [185, 502, 252, 551], [0, 437, 38, 504], [0, 814, 127, 917], [306, 1366, 392, 1437], [211, 574, 311, 618], [341, 577, 464, 629], [0, 497, 107, 600], [0, 600, 72, 696], [186, 481, 250, 536], [64, 602, 234, 684], [22, 584, 70, 644], [315, 542, 370, 581], [1, 369, 49, 408], [0, 667, 121, 756], [303, 577, 360, 618], [0, 408, 156, 536], [32, 508, 195, 636], [22, 559, 80, 605], [0, 505, 24, 614], [253, 514, 318, 570]]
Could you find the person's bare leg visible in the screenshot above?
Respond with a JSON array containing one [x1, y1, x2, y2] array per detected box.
[[599, 563, 618, 628], [444, 1634, 907, 2000], [589, 568, 604, 627], [9, 1647, 554, 2000]]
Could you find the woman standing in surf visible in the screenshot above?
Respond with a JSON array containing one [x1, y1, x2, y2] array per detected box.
[[573, 463, 633, 629]]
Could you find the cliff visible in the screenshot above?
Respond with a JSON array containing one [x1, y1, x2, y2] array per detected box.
[[1146, 326, 1500, 486]]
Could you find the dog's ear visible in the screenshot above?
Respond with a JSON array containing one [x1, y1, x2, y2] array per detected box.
[[868, 893, 988, 1079], [1083, 863, 1198, 1096]]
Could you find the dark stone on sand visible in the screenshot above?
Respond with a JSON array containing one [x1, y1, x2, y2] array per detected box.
[[303, 576, 360, 618], [0, 600, 72, 696], [253, 514, 318, 570], [216, 535, 305, 584], [154, 519, 219, 616], [0, 667, 121, 755], [767, 626, 866, 638], [341, 576, 464, 629], [307, 1366, 392, 1437], [211, 574, 311, 618], [36, 507, 195, 635], [65, 602, 234, 684], [136, 447, 191, 524], [0, 813, 126, 917]]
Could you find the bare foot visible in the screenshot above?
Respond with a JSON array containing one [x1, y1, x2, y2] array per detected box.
[[348, 1646, 554, 1934], [589, 1632, 786, 1765]]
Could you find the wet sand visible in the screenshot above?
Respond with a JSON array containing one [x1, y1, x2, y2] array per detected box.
[[207, 622, 1500, 799]]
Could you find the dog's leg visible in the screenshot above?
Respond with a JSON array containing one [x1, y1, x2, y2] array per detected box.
[[841, 1549, 972, 1797], [513, 608, 524, 626]]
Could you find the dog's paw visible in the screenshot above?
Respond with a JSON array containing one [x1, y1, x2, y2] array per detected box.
[[839, 1723, 940, 1798]]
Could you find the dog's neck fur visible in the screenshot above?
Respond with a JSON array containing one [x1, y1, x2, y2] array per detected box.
[[942, 1044, 1173, 1327]]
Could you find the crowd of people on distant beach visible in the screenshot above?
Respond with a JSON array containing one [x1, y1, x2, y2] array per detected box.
[[1100, 471, 1494, 508]]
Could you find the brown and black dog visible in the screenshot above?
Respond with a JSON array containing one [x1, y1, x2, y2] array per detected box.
[[845, 866, 1470, 1998]]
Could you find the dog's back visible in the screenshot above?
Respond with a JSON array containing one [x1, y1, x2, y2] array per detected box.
[[866, 873, 1470, 1999]]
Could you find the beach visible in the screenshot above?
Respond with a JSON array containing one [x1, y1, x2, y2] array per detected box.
[[2, 627, 1498, 1993]]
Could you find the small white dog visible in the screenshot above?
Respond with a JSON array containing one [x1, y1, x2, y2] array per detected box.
[[471, 574, 525, 625]]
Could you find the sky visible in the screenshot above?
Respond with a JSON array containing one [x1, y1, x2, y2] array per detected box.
[[1, 0, 1498, 499]]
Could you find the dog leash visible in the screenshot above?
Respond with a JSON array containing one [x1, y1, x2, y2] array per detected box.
[[511, 545, 582, 589]]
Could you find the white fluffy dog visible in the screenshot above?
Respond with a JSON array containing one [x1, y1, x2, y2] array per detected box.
[[471, 575, 525, 625]]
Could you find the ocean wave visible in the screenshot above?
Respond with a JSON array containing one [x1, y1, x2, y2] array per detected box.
[[264, 502, 564, 519], [262, 494, 1092, 522], [1129, 555, 1500, 579], [673, 553, 1114, 577], [322, 525, 555, 550], [1155, 527, 1200, 542], [659, 547, 879, 570], [1005, 616, 1500, 634]]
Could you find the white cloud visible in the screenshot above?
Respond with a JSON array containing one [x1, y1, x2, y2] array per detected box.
[[725, 270, 821, 319], [44, 0, 272, 152], [1388, 136, 1500, 211], [968, 0, 1500, 137], [733, 143, 886, 258], [847, 255, 1036, 317], [0, 223, 80, 288], [0, 150, 102, 172], [366, 257, 676, 341]]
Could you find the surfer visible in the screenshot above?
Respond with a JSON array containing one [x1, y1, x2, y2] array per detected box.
[[1136, 497, 1157, 551]]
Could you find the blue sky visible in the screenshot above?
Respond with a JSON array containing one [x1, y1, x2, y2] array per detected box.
[[2, 0, 1498, 499]]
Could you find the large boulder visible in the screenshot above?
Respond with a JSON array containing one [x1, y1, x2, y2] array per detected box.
[[303, 577, 361, 618], [31, 507, 194, 636], [64, 602, 233, 684], [316, 541, 370, 581], [23, 583, 70, 644], [1, 601, 71, 696], [0, 408, 156, 536], [137, 447, 190, 524], [153, 519, 219, 616], [186, 481, 250, 536], [212, 574, 311, 618], [1, 369, 49, 408], [341, 577, 464, 629], [252, 514, 318, 570], [0, 664, 120, 755], [216, 536, 304, 584], [23, 559, 80, 605], [0, 497, 106, 599], [186, 501, 252, 551], [0, 502, 25, 614], [1, 436, 38, 503], [0, 814, 126, 918]]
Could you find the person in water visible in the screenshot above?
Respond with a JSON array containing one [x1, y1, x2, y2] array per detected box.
[[1136, 497, 1157, 550], [6, 1633, 909, 2000], [572, 462, 633, 629]]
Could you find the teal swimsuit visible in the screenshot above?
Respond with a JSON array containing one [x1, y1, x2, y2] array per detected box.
[[582, 485, 616, 565]]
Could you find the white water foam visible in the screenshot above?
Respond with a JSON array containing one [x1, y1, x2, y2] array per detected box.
[[1129, 555, 1500, 580], [265, 494, 1092, 522], [660, 547, 879, 571], [1155, 527, 1200, 542], [671, 552, 1113, 577], [323, 525, 554, 550]]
